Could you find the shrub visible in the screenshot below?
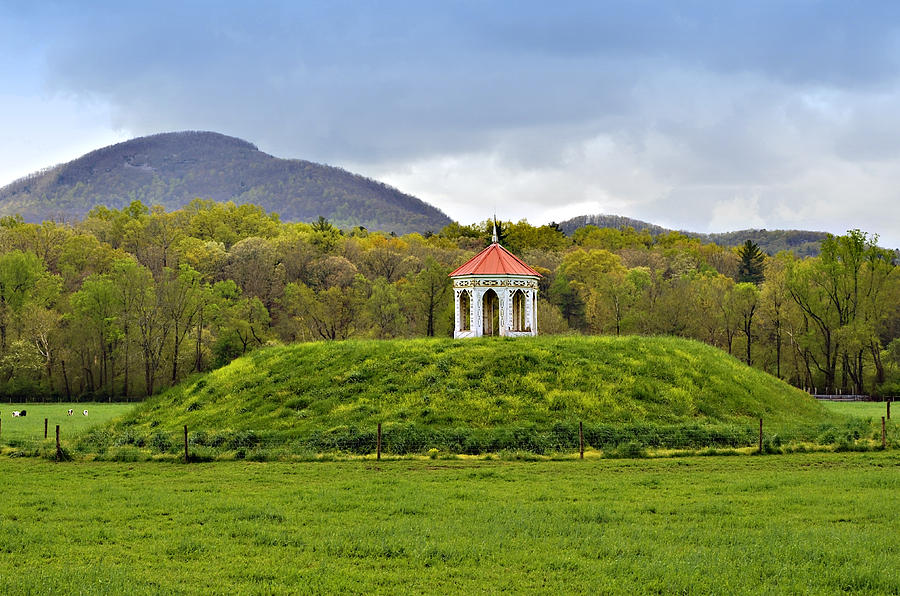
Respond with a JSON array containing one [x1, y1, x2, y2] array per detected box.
[[602, 441, 647, 459], [104, 446, 145, 462], [227, 430, 261, 450], [149, 432, 173, 453]]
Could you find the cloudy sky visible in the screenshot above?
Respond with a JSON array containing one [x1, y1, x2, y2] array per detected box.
[[2, 1, 900, 246]]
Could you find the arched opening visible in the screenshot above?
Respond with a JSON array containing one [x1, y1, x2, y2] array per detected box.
[[482, 289, 499, 337], [459, 291, 471, 331], [512, 289, 527, 331]]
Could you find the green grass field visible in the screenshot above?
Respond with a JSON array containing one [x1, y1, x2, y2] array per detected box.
[[0, 452, 896, 594], [0, 403, 135, 451], [822, 400, 893, 420]]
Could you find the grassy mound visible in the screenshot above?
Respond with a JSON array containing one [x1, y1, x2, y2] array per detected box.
[[82, 336, 848, 456], [127, 335, 832, 427]]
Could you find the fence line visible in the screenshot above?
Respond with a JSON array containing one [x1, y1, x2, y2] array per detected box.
[[0, 416, 893, 460], [812, 395, 898, 402]]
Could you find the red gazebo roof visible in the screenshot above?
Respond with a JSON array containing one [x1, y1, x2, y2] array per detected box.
[[449, 243, 541, 277]]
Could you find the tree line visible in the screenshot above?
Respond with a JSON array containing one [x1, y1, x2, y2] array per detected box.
[[0, 199, 896, 400]]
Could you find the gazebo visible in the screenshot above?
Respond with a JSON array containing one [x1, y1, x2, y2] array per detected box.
[[449, 226, 541, 338]]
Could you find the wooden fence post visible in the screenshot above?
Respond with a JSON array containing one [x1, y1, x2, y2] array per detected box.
[[44, 418, 48, 439], [55, 425, 61, 461], [377, 423, 382, 460], [184, 425, 189, 463], [579, 421, 584, 459], [758, 418, 763, 453], [882, 417, 887, 449]]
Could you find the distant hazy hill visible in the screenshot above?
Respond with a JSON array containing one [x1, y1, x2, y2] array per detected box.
[[559, 214, 830, 256], [0, 131, 451, 234]]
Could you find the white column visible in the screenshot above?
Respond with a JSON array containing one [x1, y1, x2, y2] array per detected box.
[[468, 289, 477, 332], [473, 288, 484, 337], [454, 289, 461, 335], [523, 289, 531, 333], [500, 288, 509, 336]]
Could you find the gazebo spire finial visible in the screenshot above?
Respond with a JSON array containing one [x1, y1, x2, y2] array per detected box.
[[492, 217, 498, 244]]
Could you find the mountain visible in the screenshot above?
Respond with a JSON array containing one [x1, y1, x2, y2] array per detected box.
[[0, 131, 452, 235], [558, 214, 830, 257]]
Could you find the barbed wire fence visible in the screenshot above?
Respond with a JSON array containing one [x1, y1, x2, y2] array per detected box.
[[0, 402, 893, 461]]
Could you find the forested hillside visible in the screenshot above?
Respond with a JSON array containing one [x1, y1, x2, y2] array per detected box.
[[0, 203, 896, 401], [559, 214, 831, 256], [0, 131, 451, 234]]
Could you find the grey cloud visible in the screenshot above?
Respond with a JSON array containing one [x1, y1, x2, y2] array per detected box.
[[29, 1, 900, 162], [4, 1, 900, 246]]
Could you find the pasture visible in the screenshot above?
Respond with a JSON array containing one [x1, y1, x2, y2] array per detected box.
[[822, 400, 893, 420], [0, 452, 897, 594], [0, 403, 134, 451]]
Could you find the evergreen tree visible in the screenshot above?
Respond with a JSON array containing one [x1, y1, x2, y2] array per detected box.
[[548, 272, 585, 329], [489, 218, 508, 246], [312, 215, 335, 234], [737, 240, 766, 284]]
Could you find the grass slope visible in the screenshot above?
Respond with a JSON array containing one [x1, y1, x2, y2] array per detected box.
[[85, 336, 846, 456]]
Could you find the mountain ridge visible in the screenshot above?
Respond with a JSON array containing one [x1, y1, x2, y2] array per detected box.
[[0, 131, 452, 235], [558, 213, 832, 256]]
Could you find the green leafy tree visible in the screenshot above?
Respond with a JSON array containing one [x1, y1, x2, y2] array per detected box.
[[733, 282, 760, 365], [71, 275, 120, 396], [692, 272, 731, 349], [133, 273, 170, 396], [504, 220, 569, 253], [366, 278, 404, 338], [361, 235, 414, 282], [0, 340, 44, 395], [108, 259, 154, 397], [159, 265, 205, 384], [560, 249, 625, 334], [22, 303, 62, 391], [281, 279, 366, 340], [758, 254, 791, 378], [0, 250, 60, 352], [226, 236, 283, 309], [785, 230, 890, 393], [406, 257, 451, 337], [548, 272, 585, 330]]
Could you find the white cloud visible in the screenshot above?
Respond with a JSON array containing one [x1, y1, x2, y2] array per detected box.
[[709, 196, 767, 232]]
